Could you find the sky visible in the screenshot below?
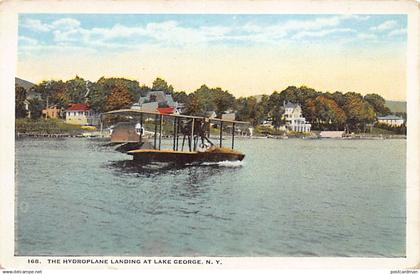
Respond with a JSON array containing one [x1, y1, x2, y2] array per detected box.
[[17, 14, 407, 100]]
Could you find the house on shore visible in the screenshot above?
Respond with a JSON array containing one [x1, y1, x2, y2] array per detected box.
[[377, 115, 404, 127], [320, 131, 345, 138], [131, 90, 182, 114], [221, 112, 236, 121], [64, 103, 99, 126], [42, 106, 61, 119], [283, 101, 311, 133]]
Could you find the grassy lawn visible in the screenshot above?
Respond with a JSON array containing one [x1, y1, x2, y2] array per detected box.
[[15, 118, 90, 134], [370, 126, 400, 135]]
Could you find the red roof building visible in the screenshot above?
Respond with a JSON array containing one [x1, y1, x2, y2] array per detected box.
[[64, 103, 98, 126], [157, 107, 175, 114], [66, 103, 90, 111]]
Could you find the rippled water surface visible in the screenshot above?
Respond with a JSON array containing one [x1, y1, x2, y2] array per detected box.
[[15, 138, 406, 256]]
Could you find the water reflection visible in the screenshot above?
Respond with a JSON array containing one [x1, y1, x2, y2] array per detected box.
[[107, 160, 188, 176], [107, 159, 241, 179], [107, 160, 241, 198]]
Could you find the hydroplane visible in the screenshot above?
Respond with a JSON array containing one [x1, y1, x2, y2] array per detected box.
[[101, 109, 248, 165]]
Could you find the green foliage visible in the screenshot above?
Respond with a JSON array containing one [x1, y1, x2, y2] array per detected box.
[[212, 88, 236, 116], [370, 126, 397, 135], [15, 85, 27, 118], [89, 77, 141, 112], [16, 75, 404, 135], [104, 85, 135, 111], [343, 92, 376, 132], [152, 77, 174, 94], [266, 92, 285, 128], [254, 125, 286, 135], [65, 76, 88, 104], [364, 93, 391, 116], [16, 118, 83, 134], [172, 91, 189, 104], [305, 95, 347, 130], [88, 82, 110, 113], [374, 123, 406, 135], [184, 94, 205, 116], [192, 85, 236, 117], [28, 98, 44, 119], [193, 85, 216, 111], [139, 85, 151, 97], [275, 85, 320, 106], [32, 80, 68, 108]]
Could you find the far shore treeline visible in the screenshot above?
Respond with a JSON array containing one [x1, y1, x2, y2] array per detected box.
[[16, 76, 406, 133]]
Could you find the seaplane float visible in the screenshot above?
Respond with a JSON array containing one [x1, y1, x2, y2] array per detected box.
[[100, 109, 248, 165]]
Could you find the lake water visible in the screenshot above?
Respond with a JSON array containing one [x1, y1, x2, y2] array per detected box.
[[15, 137, 406, 257]]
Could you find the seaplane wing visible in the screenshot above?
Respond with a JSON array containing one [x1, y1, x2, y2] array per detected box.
[[102, 109, 249, 124]]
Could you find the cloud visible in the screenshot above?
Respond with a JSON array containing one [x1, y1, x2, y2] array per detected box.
[[370, 20, 398, 32], [292, 28, 355, 39], [284, 16, 342, 31], [357, 33, 377, 40], [45, 19, 233, 48], [18, 36, 39, 46], [388, 28, 407, 37], [22, 17, 81, 34], [20, 15, 397, 52], [243, 16, 341, 36], [240, 15, 370, 43], [340, 14, 370, 21], [51, 18, 81, 30], [22, 19, 51, 32]]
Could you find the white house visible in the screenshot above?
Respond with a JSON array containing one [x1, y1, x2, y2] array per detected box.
[[283, 101, 311, 133], [65, 103, 99, 126], [377, 115, 404, 126]]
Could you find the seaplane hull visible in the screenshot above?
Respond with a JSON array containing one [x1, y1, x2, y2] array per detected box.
[[127, 148, 245, 165]]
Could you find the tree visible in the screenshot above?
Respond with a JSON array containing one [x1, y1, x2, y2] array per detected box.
[[265, 92, 286, 128], [305, 95, 347, 130], [88, 77, 142, 113], [139, 84, 151, 97], [172, 91, 189, 104], [152, 77, 174, 94], [28, 98, 44, 119], [364, 93, 391, 116], [88, 82, 110, 113], [193, 85, 216, 111], [343, 92, 376, 132], [65, 76, 88, 104], [331, 91, 346, 107], [212, 88, 236, 116], [192, 85, 236, 116], [104, 85, 135, 111], [236, 95, 271, 126], [15, 85, 27, 118], [184, 94, 204, 116], [275, 85, 320, 107], [31, 80, 69, 108]]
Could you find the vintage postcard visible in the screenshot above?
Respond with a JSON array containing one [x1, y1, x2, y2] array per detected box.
[[0, 0, 419, 272]]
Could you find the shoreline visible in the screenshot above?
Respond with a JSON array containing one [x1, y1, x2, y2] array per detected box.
[[15, 132, 406, 140]]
